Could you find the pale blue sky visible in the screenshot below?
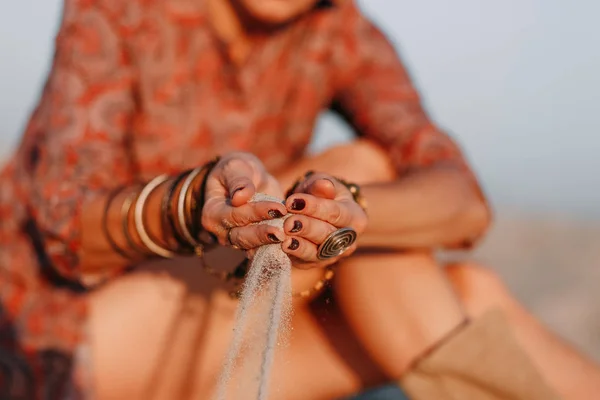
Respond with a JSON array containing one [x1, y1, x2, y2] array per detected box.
[[1, 0, 598, 218]]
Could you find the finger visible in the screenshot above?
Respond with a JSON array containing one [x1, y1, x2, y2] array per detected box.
[[305, 178, 336, 200], [204, 157, 258, 206], [225, 201, 287, 227], [294, 173, 349, 201], [228, 224, 285, 250], [202, 200, 287, 239], [283, 215, 336, 245], [220, 158, 258, 206], [285, 194, 356, 228], [282, 237, 319, 267]]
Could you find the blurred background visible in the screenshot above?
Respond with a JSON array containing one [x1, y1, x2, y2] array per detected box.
[[0, 0, 598, 359]]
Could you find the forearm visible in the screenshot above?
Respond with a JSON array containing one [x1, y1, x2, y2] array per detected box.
[[277, 143, 489, 251], [359, 166, 490, 249], [80, 181, 172, 284]]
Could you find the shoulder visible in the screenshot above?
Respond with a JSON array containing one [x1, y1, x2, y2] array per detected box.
[[302, 1, 395, 53]]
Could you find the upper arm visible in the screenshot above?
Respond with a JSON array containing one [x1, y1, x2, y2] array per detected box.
[[329, 2, 491, 243], [25, 0, 136, 281], [330, 3, 468, 174]]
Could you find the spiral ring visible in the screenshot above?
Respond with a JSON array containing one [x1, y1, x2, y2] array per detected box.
[[317, 227, 357, 260]]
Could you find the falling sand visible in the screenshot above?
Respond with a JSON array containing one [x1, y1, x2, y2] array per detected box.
[[214, 194, 293, 400]]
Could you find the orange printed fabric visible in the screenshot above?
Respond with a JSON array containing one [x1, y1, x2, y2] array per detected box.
[[0, 0, 490, 393]]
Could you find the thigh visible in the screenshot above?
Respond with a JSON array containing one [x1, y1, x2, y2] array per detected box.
[[333, 251, 466, 377], [87, 255, 379, 400], [88, 254, 242, 400]]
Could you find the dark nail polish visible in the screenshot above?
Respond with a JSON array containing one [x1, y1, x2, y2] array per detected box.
[[268, 209, 284, 219], [291, 198, 306, 211], [288, 238, 300, 250], [268, 233, 281, 243], [290, 220, 302, 233]]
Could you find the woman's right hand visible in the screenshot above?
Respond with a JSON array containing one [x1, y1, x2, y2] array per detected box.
[[202, 152, 287, 250]]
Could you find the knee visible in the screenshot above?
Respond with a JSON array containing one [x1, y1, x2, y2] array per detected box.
[[325, 140, 396, 184], [445, 262, 514, 317]]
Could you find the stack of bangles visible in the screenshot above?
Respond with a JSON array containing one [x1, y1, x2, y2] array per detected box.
[[102, 160, 365, 299]]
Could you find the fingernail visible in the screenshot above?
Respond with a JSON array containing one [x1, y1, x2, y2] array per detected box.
[[288, 238, 299, 250], [290, 220, 302, 233], [232, 187, 244, 196], [290, 198, 305, 211], [268, 233, 281, 243], [268, 209, 284, 219]]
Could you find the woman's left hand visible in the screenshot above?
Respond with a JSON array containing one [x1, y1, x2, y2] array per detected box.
[[282, 172, 368, 269]]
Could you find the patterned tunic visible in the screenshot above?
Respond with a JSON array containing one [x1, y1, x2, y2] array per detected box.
[[0, 0, 487, 396]]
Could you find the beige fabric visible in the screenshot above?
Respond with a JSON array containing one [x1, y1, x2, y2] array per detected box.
[[400, 309, 561, 400]]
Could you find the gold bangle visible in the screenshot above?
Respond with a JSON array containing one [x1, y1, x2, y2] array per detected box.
[[134, 175, 175, 258], [102, 185, 137, 260], [121, 184, 149, 257]]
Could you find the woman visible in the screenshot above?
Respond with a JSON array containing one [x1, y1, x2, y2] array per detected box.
[[1, 0, 599, 398]]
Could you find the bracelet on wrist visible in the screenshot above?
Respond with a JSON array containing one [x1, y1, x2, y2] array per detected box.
[[162, 169, 196, 254], [134, 174, 175, 259], [121, 183, 152, 257], [102, 185, 138, 261]]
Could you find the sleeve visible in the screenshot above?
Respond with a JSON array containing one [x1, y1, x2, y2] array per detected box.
[[25, 0, 136, 282], [330, 2, 491, 247]]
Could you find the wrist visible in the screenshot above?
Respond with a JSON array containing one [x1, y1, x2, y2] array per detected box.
[[144, 179, 171, 247]]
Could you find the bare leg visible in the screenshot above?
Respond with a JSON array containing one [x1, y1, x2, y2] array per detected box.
[[85, 140, 395, 399], [86, 139, 599, 399], [87, 255, 382, 400], [302, 139, 600, 398], [333, 252, 466, 377], [447, 263, 600, 400], [334, 252, 600, 400]]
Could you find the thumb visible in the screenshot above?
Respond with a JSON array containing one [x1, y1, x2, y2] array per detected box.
[[307, 178, 336, 200], [220, 159, 258, 207]]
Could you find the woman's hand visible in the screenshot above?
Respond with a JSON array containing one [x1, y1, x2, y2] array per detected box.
[[282, 172, 368, 269], [202, 152, 287, 249]]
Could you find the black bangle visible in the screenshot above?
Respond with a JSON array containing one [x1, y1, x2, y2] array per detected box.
[[194, 157, 221, 247], [162, 169, 195, 253], [102, 185, 137, 261]]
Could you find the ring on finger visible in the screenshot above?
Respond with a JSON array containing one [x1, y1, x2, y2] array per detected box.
[[317, 227, 357, 260], [227, 228, 241, 250]]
